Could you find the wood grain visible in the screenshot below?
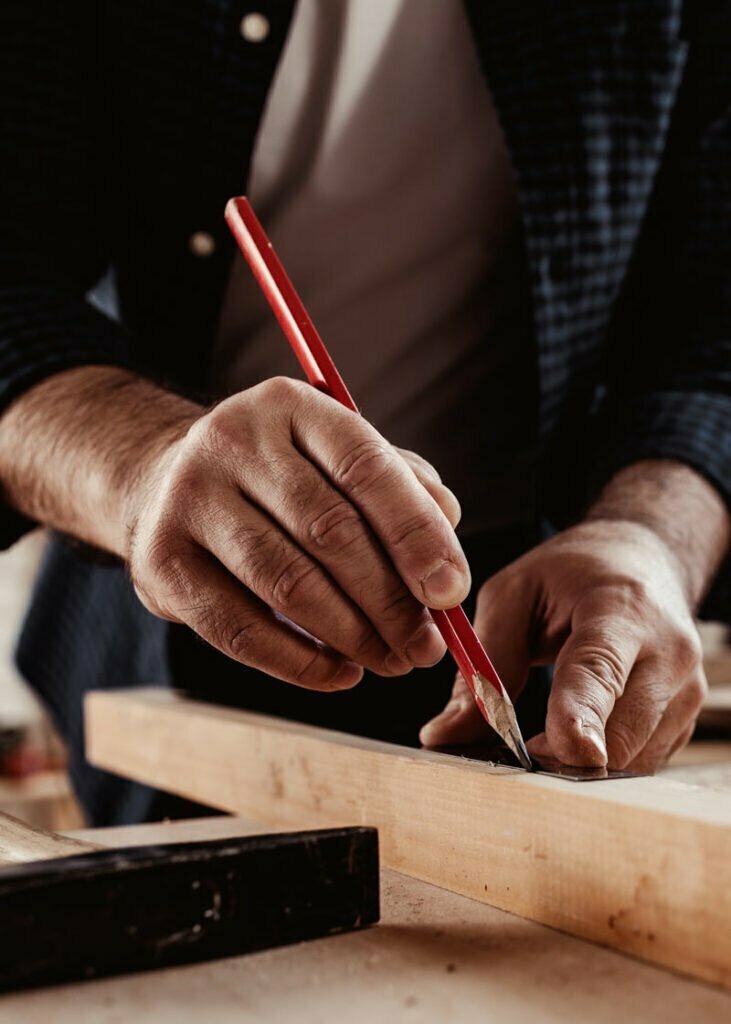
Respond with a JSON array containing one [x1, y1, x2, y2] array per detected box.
[[85, 689, 731, 989], [0, 809, 96, 865]]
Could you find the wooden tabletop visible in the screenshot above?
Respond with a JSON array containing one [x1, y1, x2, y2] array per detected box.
[[0, 814, 728, 1023]]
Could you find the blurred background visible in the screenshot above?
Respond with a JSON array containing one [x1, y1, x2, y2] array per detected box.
[[0, 534, 84, 830], [1, 534, 729, 828]]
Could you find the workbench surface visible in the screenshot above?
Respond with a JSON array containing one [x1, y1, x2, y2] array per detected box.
[[1, 815, 728, 1023]]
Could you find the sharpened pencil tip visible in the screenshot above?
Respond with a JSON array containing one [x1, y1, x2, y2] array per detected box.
[[471, 673, 533, 770], [513, 736, 533, 771]]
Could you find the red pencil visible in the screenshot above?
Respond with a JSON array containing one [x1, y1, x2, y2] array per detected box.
[[225, 196, 531, 770]]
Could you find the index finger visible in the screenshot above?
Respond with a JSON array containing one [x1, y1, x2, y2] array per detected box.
[[546, 612, 643, 767], [291, 392, 471, 608]]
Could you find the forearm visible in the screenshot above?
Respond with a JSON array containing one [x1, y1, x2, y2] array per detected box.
[[0, 366, 201, 557], [587, 460, 730, 609]]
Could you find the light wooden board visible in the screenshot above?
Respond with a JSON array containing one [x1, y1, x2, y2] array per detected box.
[[85, 689, 731, 989], [0, 770, 84, 833], [697, 683, 731, 732], [704, 655, 731, 688], [1, 815, 729, 1023], [667, 740, 731, 768], [662, 741, 731, 791]]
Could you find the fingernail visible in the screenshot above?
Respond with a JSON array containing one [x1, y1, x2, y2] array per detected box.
[[581, 726, 608, 764], [405, 622, 446, 666], [330, 661, 363, 690], [422, 560, 469, 606], [383, 651, 412, 675]]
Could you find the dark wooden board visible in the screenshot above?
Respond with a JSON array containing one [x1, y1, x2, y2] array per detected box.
[[0, 826, 379, 992]]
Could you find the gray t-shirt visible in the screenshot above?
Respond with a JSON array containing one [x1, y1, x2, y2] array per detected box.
[[216, 0, 537, 535]]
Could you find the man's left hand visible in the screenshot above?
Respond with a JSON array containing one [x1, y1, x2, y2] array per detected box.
[[420, 520, 707, 771]]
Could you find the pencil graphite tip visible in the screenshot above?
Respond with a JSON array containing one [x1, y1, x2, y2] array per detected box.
[[510, 732, 534, 772], [472, 673, 532, 771]]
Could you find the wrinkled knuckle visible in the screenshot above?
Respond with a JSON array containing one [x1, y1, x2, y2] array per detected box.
[[261, 375, 304, 407], [387, 510, 442, 551], [144, 535, 188, 594], [685, 673, 708, 713], [166, 462, 207, 510], [575, 644, 626, 699], [225, 621, 258, 660], [307, 501, 364, 551], [351, 624, 384, 662], [334, 438, 394, 494], [269, 554, 321, 609], [223, 523, 266, 581], [672, 629, 703, 674], [619, 576, 654, 617], [192, 406, 243, 456], [202, 613, 259, 661], [378, 582, 418, 624], [238, 536, 277, 594]]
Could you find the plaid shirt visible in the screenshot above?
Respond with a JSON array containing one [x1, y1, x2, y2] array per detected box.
[[1, 1, 729, 822], [1, 0, 729, 529]]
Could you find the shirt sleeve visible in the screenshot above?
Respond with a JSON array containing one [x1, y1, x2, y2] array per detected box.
[[589, 5, 730, 619], [0, 3, 131, 550]]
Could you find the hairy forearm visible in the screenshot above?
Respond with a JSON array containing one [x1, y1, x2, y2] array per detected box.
[[587, 460, 731, 609], [0, 366, 201, 556]]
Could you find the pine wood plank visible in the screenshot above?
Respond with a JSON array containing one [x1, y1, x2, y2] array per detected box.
[[85, 689, 731, 989]]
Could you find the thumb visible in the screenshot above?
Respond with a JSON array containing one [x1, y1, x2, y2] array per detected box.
[[545, 623, 640, 767], [420, 572, 533, 747]]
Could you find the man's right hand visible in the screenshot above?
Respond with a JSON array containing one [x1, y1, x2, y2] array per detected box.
[[125, 376, 470, 690]]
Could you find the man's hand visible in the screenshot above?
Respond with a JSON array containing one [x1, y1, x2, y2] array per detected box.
[[0, 367, 469, 690], [421, 462, 729, 771], [420, 520, 706, 768], [117, 376, 469, 689]]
